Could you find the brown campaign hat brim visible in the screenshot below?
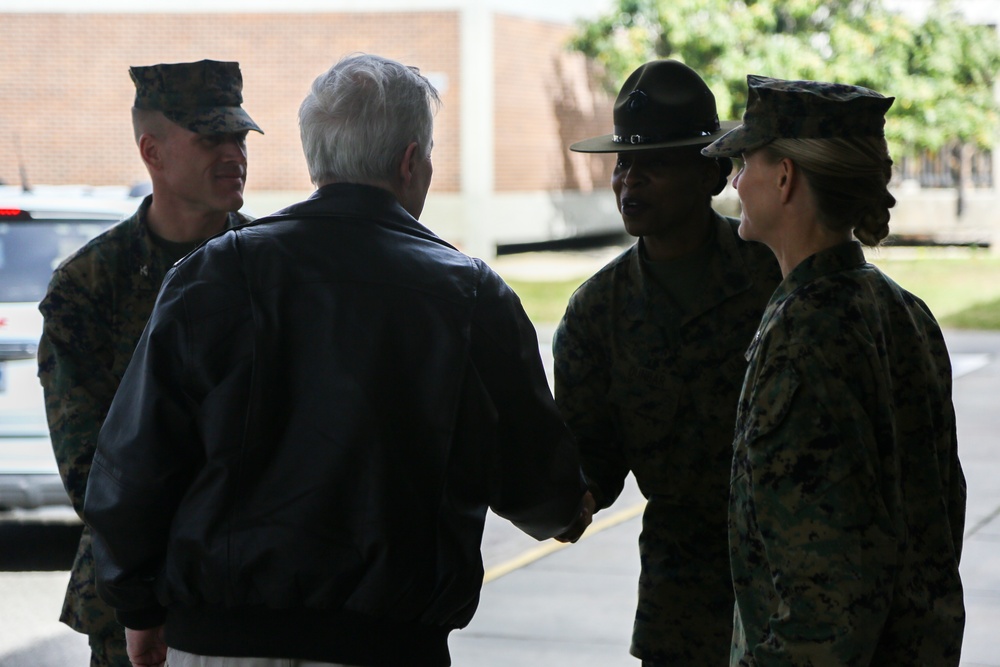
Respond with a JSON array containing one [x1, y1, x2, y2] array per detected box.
[[571, 120, 740, 153]]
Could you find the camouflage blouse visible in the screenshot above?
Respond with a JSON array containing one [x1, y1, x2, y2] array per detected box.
[[553, 214, 781, 664], [730, 241, 966, 666], [36, 197, 246, 636]]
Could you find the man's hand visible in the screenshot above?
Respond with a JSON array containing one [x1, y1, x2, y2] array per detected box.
[[555, 490, 596, 543], [125, 626, 167, 667]]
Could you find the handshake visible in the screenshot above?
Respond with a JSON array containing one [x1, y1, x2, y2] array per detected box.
[[555, 490, 596, 544]]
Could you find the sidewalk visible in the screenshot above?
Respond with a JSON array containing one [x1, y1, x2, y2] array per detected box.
[[450, 328, 1000, 667]]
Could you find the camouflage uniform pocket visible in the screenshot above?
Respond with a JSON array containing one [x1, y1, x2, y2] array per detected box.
[[607, 367, 685, 495], [608, 364, 682, 423], [742, 363, 800, 445]]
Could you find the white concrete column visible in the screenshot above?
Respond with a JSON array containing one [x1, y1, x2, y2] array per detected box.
[[459, 5, 496, 258]]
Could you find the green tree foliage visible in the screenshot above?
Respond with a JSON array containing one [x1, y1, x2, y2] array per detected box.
[[570, 0, 1000, 154]]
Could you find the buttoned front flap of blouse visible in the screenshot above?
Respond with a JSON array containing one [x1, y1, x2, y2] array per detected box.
[[731, 332, 898, 666], [556, 215, 779, 505]]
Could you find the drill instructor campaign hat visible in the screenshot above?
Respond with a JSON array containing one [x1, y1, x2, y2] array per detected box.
[[702, 75, 893, 158], [130, 59, 263, 135], [570, 59, 738, 153]]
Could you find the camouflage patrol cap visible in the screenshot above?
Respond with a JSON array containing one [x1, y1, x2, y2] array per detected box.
[[129, 59, 263, 135], [702, 75, 892, 158]]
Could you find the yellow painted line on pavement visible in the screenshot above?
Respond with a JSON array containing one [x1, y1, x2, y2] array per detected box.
[[482, 500, 646, 584]]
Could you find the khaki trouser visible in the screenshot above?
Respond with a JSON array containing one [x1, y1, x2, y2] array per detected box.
[[167, 648, 362, 667]]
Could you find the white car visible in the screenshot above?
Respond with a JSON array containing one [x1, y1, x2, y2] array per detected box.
[[0, 185, 143, 511]]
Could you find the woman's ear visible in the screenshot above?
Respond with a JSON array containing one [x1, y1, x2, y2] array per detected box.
[[777, 157, 796, 204]]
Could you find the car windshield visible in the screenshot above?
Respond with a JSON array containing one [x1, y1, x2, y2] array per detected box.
[[0, 220, 114, 303]]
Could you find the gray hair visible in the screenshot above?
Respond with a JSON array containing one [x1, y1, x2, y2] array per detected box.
[[299, 53, 441, 186], [763, 137, 895, 247]]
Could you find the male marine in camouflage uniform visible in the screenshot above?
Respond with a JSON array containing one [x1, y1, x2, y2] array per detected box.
[[37, 59, 262, 667], [554, 60, 781, 665], [703, 77, 966, 666]]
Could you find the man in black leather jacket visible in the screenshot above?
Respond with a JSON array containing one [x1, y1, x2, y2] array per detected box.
[[84, 53, 593, 667]]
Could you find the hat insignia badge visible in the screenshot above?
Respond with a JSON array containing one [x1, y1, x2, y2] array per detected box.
[[627, 89, 647, 111]]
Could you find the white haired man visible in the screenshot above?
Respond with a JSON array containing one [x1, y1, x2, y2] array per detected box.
[[83, 53, 593, 667]]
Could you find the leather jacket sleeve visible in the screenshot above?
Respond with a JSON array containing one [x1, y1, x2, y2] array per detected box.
[[84, 249, 254, 629], [467, 262, 586, 540]]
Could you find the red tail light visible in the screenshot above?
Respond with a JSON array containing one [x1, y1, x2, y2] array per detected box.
[[0, 208, 30, 220]]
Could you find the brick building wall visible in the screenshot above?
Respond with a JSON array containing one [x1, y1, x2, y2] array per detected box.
[[0, 12, 462, 194], [492, 14, 613, 192], [1, 11, 613, 197]]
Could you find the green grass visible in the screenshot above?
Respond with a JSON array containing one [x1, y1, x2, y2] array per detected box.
[[941, 297, 1000, 329], [505, 248, 1000, 330], [505, 278, 583, 325], [868, 250, 1000, 329]]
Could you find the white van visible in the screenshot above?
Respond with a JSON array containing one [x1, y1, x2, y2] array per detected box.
[[0, 185, 141, 512]]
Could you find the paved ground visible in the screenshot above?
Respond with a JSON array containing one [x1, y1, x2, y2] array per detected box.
[[450, 328, 1000, 667], [2, 237, 996, 666], [946, 329, 1000, 667], [3, 330, 995, 667]]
